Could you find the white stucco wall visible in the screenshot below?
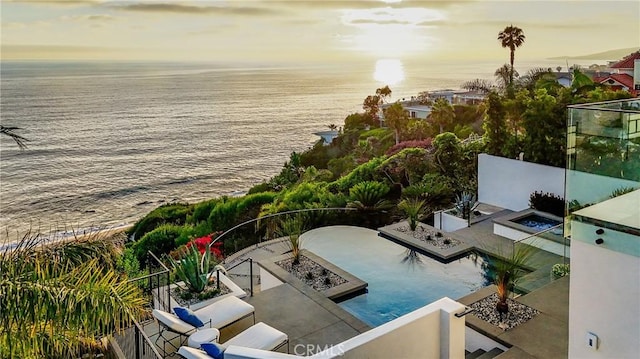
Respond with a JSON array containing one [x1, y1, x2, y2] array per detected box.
[[434, 211, 468, 232], [478, 154, 565, 211], [569, 222, 640, 359]]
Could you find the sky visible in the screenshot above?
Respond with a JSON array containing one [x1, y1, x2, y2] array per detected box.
[[1, 0, 639, 64]]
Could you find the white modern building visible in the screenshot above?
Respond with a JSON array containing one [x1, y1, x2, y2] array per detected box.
[[566, 99, 640, 358]]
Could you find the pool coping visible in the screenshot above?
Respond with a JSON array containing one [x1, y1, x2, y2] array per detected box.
[[257, 249, 368, 301], [378, 221, 474, 262]]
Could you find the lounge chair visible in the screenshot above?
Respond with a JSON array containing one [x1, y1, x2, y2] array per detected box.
[[177, 322, 289, 359], [152, 296, 255, 355]]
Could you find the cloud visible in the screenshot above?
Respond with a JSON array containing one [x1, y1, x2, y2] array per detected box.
[[266, 0, 473, 10], [447, 19, 601, 30], [112, 2, 279, 16], [5, 0, 101, 4], [60, 14, 115, 22], [349, 19, 412, 25]]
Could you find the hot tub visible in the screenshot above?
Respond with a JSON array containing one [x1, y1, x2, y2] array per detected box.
[[493, 209, 563, 241]]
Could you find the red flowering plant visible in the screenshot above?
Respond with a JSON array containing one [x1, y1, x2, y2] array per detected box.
[[186, 231, 224, 260]]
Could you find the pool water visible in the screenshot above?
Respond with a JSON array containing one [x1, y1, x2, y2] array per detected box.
[[301, 226, 492, 327], [514, 214, 561, 231]]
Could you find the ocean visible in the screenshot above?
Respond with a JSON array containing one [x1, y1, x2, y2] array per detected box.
[[0, 59, 577, 240]]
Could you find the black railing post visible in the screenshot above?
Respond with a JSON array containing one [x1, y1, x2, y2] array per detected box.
[[147, 254, 152, 295], [249, 258, 253, 297], [134, 324, 141, 359], [166, 270, 170, 311], [216, 269, 220, 290]]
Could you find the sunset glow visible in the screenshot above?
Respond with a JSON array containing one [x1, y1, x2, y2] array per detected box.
[[374, 59, 405, 85], [0, 0, 638, 62]]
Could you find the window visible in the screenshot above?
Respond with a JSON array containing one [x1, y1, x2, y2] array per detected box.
[[410, 111, 417, 118]]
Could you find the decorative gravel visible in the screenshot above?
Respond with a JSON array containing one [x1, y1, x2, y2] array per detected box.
[[276, 255, 347, 291], [394, 225, 462, 249], [171, 281, 230, 307], [469, 293, 539, 331]]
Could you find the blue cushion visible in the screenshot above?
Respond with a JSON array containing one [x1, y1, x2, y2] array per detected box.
[[201, 342, 225, 359], [173, 307, 204, 328]]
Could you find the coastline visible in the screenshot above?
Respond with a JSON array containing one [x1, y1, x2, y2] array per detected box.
[[0, 223, 132, 252]]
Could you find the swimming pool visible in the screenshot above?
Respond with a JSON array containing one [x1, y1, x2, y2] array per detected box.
[[301, 226, 491, 327]]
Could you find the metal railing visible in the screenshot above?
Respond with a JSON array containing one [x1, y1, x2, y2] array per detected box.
[[224, 257, 255, 297], [113, 318, 163, 359], [111, 251, 172, 358]]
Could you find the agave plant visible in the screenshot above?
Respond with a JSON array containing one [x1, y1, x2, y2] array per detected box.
[[454, 191, 479, 220], [398, 198, 426, 231], [0, 231, 146, 358], [168, 243, 216, 293], [493, 243, 536, 320], [278, 214, 305, 265]]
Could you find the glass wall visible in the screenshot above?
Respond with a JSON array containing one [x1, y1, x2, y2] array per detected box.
[[566, 99, 640, 227]]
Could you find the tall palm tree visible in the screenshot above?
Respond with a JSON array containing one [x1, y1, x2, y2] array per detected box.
[[1, 125, 28, 149], [497, 25, 526, 88], [0, 231, 146, 358]]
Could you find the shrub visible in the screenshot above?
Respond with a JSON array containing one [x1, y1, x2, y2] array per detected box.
[[551, 263, 570, 279], [116, 247, 146, 279], [331, 156, 386, 192], [529, 191, 564, 217], [385, 139, 433, 156], [609, 186, 637, 198], [132, 224, 183, 264], [189, 199, 220, 224], [128, 203, 192, 239], [327, 156, 356, 179], [247, 182, 273, 195]]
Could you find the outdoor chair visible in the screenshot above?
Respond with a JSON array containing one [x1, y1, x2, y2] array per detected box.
[[152, 295, 255, 355], [177, 322, 289, 359]]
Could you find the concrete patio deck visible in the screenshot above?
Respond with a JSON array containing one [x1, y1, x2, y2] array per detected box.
[[459, 276, 569, 359]]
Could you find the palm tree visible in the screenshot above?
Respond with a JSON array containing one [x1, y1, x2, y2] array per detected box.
[[494, 64, 519, 90], [0, 231, 146, 358], [497, 25, 526, 88], [461, 78, 495, 94], [1, 125, 28, 149], [429, 98, 455, 134], [383, 102, 410, 144]]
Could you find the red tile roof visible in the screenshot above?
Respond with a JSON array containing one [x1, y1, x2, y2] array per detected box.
[[596, 73, 638, 96], [610, 51, 640, 69], [597, 73, 634, 89]]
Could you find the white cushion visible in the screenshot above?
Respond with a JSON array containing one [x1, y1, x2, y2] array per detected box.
[[177, 346, 213, 359], [152, 309, 194, 333], [195, 296, 255, 329], [188, 328, 220, 348], [221, 322, 287, 351]]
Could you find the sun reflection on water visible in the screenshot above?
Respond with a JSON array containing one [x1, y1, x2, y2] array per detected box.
[[373, 59, 405, 85]]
